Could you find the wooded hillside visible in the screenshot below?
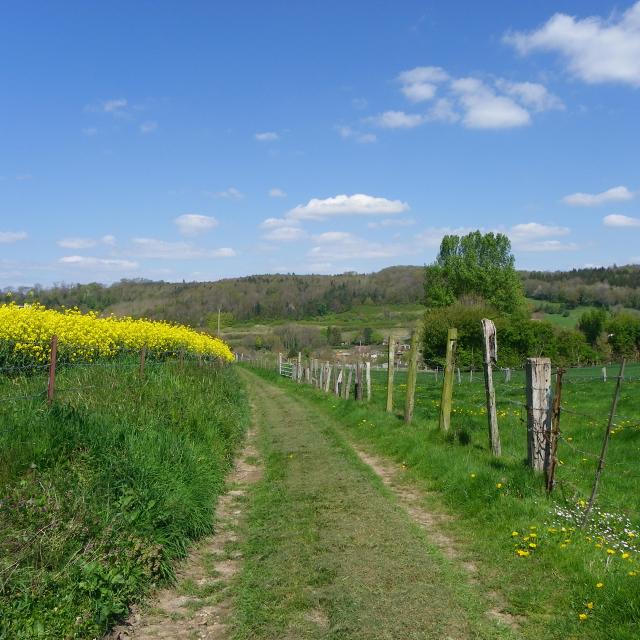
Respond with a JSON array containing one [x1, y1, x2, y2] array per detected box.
[[5, 263, 640, 328]]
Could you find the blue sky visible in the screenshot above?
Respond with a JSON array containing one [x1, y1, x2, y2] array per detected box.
[[1, 0, 640, 288]]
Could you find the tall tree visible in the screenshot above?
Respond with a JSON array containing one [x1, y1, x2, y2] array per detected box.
[[424, 231, 525, 314]]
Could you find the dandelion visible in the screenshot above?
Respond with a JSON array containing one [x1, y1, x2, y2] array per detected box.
[[579, 613, 588, 621], [496, 483, 503, 489], [587, 602, 594, 610], [596, 582, 604, 588], [516, 549, 529, 557]]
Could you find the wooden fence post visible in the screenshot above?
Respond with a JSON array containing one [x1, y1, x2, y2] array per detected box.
[[325, 364, 332, 393], [525, 357, 551, 472], [47, 335, 58, 405], [457, 367, 461, 384], [386, 335, 395, 412], [344, 365, 352, 400], [355, 362, 362, 400], [439, 328, 457, 431], [404, 329, 419, 424], [297, 352, 302, 382], [582, 359, 626, 524], [335, 365, 342, 396], [546, 368, 565, 493], [365, 361, 371, 402], [481, 319, 501, 457], [602, 366, 607, 383], [140, 345, 146, 378], [278, 352, 283, 375]]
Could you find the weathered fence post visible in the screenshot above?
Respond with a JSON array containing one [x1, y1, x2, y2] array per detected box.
[[546, 368, 564, 493], [404, 329, 419, 424], [344, 365, 352, 400], [582, 359, 626, 524], [456, 367, 461, 384], [602, 366, 607, 383], [481, 319, 501, 457], [439, 328, 457, 431], [297, 352, 302, 382], [355, 362, 363, 400], [325, 364, 332, 393], [335, 365, 342, 396], [319, 362, 324, 390], [278, 352, 283, 375], [525, 357, 551, 472], [365, 361, 371, 401], [386, 335, 395, 412], [47, 335, 58, 405]]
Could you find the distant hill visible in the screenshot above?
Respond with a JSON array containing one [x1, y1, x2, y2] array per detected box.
[[522, 264, 640, 309], [5, 263, 640, 329], [4, 266, 425, 327]]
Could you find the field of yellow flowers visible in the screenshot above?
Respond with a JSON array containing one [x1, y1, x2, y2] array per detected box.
[[0, 302, 233, 366]]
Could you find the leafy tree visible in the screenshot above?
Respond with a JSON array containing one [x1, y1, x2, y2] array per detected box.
[[607, 313, 640, 358], [577, 308, 608, 346], [326, 326, 342, 346], [425, 231, 525, 314]]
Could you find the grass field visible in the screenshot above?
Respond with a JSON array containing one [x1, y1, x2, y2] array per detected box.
[[247, 363, 640, 638], [0, 359, 248, 638], [370, 363, 640, 522]]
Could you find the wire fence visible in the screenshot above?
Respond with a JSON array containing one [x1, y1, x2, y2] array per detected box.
[[244, 350, 640, 526]]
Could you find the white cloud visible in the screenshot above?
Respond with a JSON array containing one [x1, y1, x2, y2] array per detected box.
[[398, 66, 450, 85], [451, 77, 531, 129], [255, 131, 279, 141], [288, 194, 409, 221], [373, 66, 561, 132], [515, 240, 578, 252], [59, 256, 138, 269], [314, 231, 352, 243], [504, 2, 640, 87], [603, 214, 640, 227], [308, 232, 407, 261], [260, 217, 294, 229], [336, 125, 377, 143], [211, 186, 243, 199], [397, 66, 449, 103], [0, 231, 28, 243], [131, 238, 235, 259], [57, 237, 97, 249], [269, 187, 287, 198], [82, 127, 98, 136], [369, 110, 424, 128], [86, 98, 128, 117], [174, 214, 219, 236], [57, 235, 117, 249], [509, 222, 570, 241], [103, 98, 128, 113], [140, 121, 158, 134], [495, 80, 564, 112], [563, 186, 634, 206], [367, 218, 415, 229], [426, 98, 460, 123], [264, 226, 307, 242], [507, 222, 576, 252]]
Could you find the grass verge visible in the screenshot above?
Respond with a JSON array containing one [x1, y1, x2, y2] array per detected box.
[[0, 359, 248, 638]]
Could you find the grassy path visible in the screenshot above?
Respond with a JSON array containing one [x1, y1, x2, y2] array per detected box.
[[233, 370, 518, 640]]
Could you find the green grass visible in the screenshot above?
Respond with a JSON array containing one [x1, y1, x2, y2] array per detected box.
[[0, 359, 249, 638], [233, 370, 513, 639], [246, 364, 640, 639]]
